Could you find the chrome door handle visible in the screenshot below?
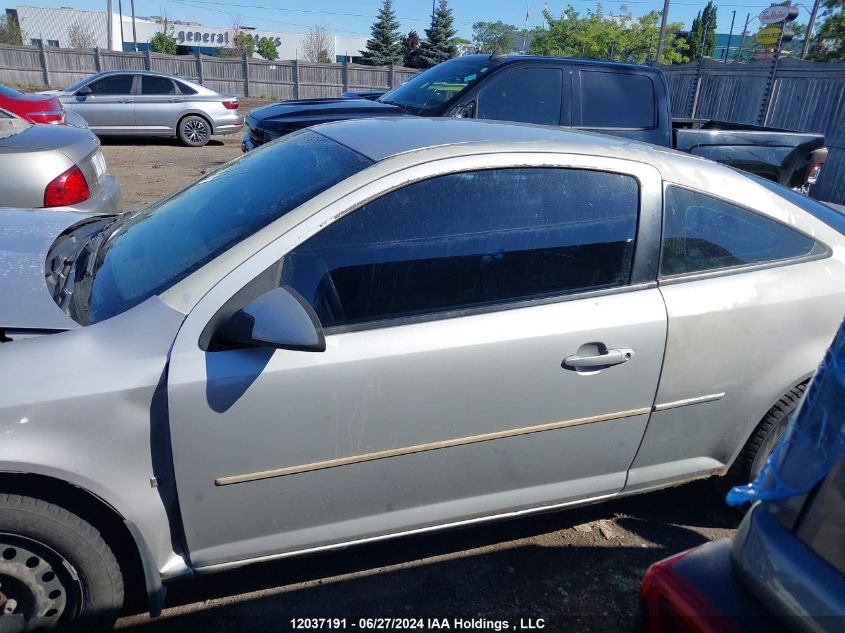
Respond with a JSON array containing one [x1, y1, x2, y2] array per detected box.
[[118, 99, 130, 103], [563, 348, 634, 369]]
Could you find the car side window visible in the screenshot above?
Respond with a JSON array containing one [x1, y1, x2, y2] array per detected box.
[[175, 81, 198, 95], [476, 68, 563, 126], [660, 185, 818, 276], [88, 75, 134, 96], [141, 76, 177, 95], [282, 168, 639, 329], [580, 71, 656, 129]]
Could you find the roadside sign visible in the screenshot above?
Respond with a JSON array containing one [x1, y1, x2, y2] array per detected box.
[[756, 26, 783, 45], [759, 5, 798, 24]]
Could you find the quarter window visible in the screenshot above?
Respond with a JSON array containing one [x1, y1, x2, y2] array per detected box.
[[88, 75, 134, 95], [660, 186, 818, 276], [476, 68, 563, 126], [282, 168, 639, 328], [141, 75, 177, 95]]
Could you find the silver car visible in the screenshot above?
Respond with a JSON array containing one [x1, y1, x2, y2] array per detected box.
[[47, 70, 244, 146], [0, 108, 121, 213], [2, 118, 845, 631]]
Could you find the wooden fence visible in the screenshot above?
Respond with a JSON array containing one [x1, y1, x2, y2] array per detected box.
[[0, 43, 419, 100], [657, 57, 845, 204]]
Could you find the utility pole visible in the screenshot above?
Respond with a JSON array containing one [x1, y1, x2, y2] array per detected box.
[[724, 10, 736, 62], [656, 0, 670, 64], [106, 0, 113, 51], [735, 13, 750, 62], [117, 0, 124, 51], [802, 0, 822, 58], [130, 0, 137, 51]]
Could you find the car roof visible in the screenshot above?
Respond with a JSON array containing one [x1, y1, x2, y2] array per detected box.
[[457, 53, 663, 75], [313, 116, 706, 174], [93, 69, 199, 83]]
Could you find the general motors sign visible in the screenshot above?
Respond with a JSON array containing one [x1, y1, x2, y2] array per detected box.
[[175, 28, 282, 48]]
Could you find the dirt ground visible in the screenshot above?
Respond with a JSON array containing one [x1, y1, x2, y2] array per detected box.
[[100, 111, 741, 632]]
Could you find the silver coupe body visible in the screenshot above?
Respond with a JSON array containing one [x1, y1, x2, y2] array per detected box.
[[1, 118, 844, 627]]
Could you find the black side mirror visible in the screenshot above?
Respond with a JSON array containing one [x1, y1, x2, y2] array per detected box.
[[75, 86, 93, 97], [213, 286, 325, 352]]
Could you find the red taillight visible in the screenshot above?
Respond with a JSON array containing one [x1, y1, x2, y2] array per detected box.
[[640, 551, 737, 633], [806, 161, 824, 185], [44, 165, 90, 207], [222, 100, 239, 110], [28, 110, 66, 125]]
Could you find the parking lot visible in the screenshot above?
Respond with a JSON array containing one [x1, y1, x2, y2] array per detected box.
[[90, 125, 741, 632]]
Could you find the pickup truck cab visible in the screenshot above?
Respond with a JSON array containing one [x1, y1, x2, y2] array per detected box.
[[244, 54, 826, 191]]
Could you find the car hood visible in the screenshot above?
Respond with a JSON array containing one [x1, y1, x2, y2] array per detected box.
[[0, 209, 86, 331], [248, 97, 407, 130]]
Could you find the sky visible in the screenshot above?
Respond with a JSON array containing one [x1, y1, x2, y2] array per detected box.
[[17, 0, 809, 39]]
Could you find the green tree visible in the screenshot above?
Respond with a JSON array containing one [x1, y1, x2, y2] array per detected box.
[[218, 29, 255, 58], [362, 0, 402, 65], [687, 1, 718, 58], [149, 18, 178, 55], [809, 0, 845, 60], [529, 4, 688, 64], [0, 13, 22, 45], [472, 20, 518, 52], [257, 36, 278, 60], [420, 0, 457, 67]]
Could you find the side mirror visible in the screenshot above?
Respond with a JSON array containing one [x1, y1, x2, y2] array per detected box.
[[75, 86, 93, 97], [448, 101, 475, 119], [213, 286, 325, 352]]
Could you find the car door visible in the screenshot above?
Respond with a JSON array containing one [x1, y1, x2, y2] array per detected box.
[[135, 75, 184, 134], [66, 73, 136, 132], [166, 153, 667, 569]]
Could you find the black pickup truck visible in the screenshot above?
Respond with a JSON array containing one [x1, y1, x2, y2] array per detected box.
[[243, 55, 827, 192]]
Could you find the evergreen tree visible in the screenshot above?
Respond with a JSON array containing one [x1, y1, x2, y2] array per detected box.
[[687, 1, 717, 58], [419, 0, 457, 67], [362, 0, 402, 65]]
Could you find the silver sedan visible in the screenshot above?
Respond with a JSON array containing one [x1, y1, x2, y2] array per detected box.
[[1, 118, 845, 630], [0, 108, 121, 213], [46, 70, 244, 146]]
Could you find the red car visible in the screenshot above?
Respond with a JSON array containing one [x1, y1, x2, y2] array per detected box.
[[0, 83, 65, 125]]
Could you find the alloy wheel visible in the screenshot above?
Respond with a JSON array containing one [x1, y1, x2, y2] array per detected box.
[[183, 119, 209, 144]]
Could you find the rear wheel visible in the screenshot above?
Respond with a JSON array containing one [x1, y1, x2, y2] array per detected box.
[[0, 494, 123, 632], [730, 383, 808, 484], [178, 115, 211, 147]]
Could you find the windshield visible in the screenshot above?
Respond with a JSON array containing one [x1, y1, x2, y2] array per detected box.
[[379, 56, 495, 115], [749, 175, 845, 236], [80, 130, 372, 324], [63, 77, 92, 92]]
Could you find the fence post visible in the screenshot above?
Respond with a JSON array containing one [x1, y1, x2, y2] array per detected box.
[[38, 41, 50, 87], [144, 49, 152, 70], [388, 62, 395, 89], [342, 57, 349, 93], [687, 56, 705, 118], [292, 59, 300, 99], [93, 47, 103, 71], [242, 52, 250, 97], [195, 48, 204, 84]]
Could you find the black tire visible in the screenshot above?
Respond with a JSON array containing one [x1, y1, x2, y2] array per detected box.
[[0, 494, 123, 632], [729, 383, 808, 484], [177, 115, 211, 147]]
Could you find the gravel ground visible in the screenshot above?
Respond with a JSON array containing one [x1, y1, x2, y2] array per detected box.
[[100, 111, 741, 632]]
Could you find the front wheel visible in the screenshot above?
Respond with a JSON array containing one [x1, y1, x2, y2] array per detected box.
[[178, 115, 211, 147], [0, 494, 124, 632]]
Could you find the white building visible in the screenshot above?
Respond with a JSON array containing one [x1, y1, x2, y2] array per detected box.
[[6, 5, 368, 61]]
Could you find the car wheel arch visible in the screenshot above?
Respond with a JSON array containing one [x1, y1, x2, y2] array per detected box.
[[0, 471, 161, 615], [178, 111, 213, 135]]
